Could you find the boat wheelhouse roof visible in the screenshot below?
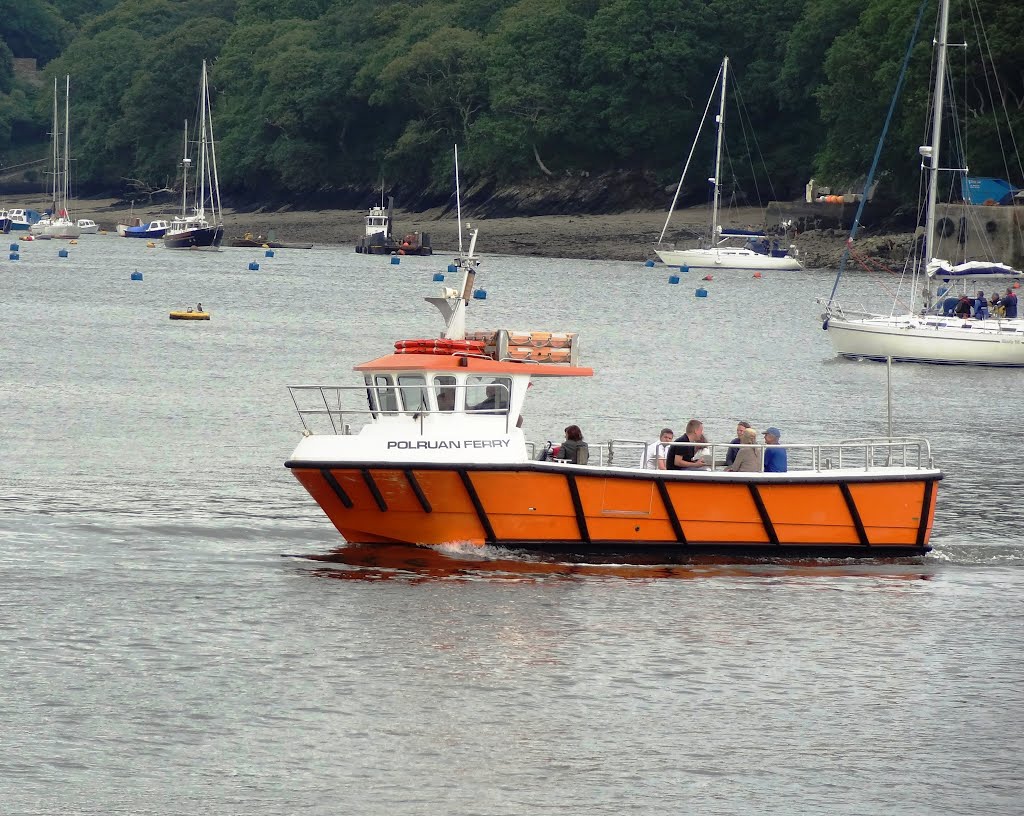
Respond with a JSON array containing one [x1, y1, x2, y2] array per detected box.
[[355, 353, 592, 378]]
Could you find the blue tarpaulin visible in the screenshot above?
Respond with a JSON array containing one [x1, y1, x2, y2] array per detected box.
[[961, 177, 1019, 205]]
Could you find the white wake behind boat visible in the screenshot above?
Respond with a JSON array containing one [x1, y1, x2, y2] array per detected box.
[[822, 0, 1024, 366], [654, 57, 801, 272]]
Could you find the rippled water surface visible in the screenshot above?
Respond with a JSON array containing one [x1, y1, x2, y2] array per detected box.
[[2, 236, 1022, 814]]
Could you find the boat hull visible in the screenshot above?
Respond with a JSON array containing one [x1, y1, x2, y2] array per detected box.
[[228, 238, 313, 249], [124, 227, 168, 239], [825, 315, 1024, 366], [656, 247, 802, 270], [29, 220, 81, 239], [286, 462, 940, 559], [163, 225, 224, 250]]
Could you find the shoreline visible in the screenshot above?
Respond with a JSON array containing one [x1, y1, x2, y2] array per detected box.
[[8, 194, 902, 267]]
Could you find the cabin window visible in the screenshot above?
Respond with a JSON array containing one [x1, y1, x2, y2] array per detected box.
[[466, 376, 511, 413], [374, 375, 398, 414], [397, 375, 427, 413], [364, 375, 378, 417], [433, 375, 457, 412]]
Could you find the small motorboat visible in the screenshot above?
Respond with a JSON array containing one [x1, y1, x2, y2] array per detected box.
[[124, 219, 171, 239], [76, 219, 100, 234]]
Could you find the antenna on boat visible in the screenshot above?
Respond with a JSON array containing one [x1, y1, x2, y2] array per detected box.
[[455, 144, 464, 254], [427, 144, 479, 341]]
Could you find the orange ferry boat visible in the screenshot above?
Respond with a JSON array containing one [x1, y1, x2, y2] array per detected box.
[[285, 226, 941, 560]]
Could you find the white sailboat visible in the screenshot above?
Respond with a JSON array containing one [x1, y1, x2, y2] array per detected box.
[[163, 60, 224, 251], [30, 76, 80, 240], [655, 57, 800, 271], [822, 0, 1024, 366]]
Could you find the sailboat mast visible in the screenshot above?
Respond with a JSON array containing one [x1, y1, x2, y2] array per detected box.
[[197, 61, 208, 218], [710, 57, 728, 251], [205, 62, 222, 223], [50, 78, 58, 214], [180, 120, 190, 217], [923, 0, 951, 262], [63, 75, 70, 217]]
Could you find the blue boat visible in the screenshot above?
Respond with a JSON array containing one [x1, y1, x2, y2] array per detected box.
[[120, 218, 170, 238]]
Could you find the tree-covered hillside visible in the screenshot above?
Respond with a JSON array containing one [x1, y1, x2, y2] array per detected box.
[[1, 0, 1021, 208]]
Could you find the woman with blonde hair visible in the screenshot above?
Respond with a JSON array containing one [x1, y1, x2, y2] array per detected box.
[[725, 426, 761, 472]]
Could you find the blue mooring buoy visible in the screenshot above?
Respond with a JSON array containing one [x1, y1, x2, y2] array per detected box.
[[9, 252, 19, 261], [58, 248, 69, 258], [248, 261, 260, 271], [432, 273, 445, 282], [9, 243, 18, 252], [668, 274, 680, 284], [390, 256, 400, 265], [447, 264, 457, 273], [644, 259, 655, 267], [130, 270, 143, 281], [695, 287, 709, 298], [265, 249, 275, 258], [473, 289, 487, 300], [680, 265, 690, 274]]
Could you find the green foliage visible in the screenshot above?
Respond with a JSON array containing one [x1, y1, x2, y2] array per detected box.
[[1, 0, 1022, 208], [0, 0, 71, 63]]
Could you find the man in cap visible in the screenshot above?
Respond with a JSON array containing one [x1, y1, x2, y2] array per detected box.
[[762, 427, 787, 473], [724, 420, 753, 468]]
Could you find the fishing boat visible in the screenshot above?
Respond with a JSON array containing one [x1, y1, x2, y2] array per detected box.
[[76, 219, 99, 234], [29, 76, 81, 240], [655, 57, 800, 271], [821, 0, 1024, 366], [122, 219, 170, 239], [284, 152, 940, 561], [163, 61, 224, 251], [355, 196, 431, 255]]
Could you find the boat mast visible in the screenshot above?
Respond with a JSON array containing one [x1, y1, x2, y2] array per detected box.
[[710, 57, 729, 253], [431, 144, 478, 341], [923, 0, 950, 264], [50, 78, 58, 216], [204, 60, 222, 224], [180, 120, 190, 218], [197, 61, 208, 220], [62, 75, 70, 218]]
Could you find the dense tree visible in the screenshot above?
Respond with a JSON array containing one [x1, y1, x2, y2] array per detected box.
[[0, 0, 70, 63], [0, 0, 1021, 208]]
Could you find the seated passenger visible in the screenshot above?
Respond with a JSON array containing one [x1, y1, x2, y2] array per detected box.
[[954, 296, 972, 319], [724, 420, 752, 468], [762, 426, 788, 473], [666, 419, 707, 470], [725, 427, 761, 472], [644, 428, 674, 469], [557, 425, 589, 464], [436, 390, 456, 412], [472, 382, 508, 412]]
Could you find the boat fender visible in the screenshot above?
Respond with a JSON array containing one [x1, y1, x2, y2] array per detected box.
[[936, 217, 955, 238], [985, 220, 998, 234], [822, 317, 830, 330]]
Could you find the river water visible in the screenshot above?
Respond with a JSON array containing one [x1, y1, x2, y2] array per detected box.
[[2, 235, 1022, 814]]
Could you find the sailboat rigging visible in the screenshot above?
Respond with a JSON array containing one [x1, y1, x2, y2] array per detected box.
[[163, 60, 224, 250], [655, 57, 801, 271], [821, 0, 1024, 366], [30, 76, 80, 239]]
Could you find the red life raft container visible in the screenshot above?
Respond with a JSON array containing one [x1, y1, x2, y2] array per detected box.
[[394, 338, 487, 355]]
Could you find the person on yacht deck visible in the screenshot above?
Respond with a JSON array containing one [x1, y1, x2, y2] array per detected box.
[[724, 420, 753, 468], [954, 296, 972, 319], [726, 427, 761, 472], [998, 288, 1018, 318], [975, 291, 989, 320], [666, 419, 707, 470]]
